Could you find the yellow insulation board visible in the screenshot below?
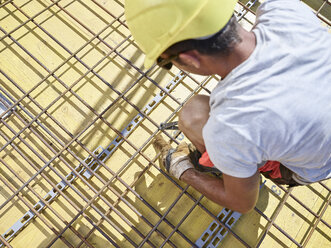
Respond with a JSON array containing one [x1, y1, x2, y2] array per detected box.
[[0, 0, 330, 247]]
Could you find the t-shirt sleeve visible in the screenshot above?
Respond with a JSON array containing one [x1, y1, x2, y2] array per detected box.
[[203, 115, 264, 178]]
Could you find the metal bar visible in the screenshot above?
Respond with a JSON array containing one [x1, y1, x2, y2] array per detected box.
[[1, 72, 179, 247], [0, 4, 187, 200], [315, 0, 331, 26], [276, 184, 331, 233], [319, 181, 331, 192], [0, 13, 179, 160], [0, 10, 126, 120], [256, 187, 303, 248], [0, 92, 14, 119], [301, 193, 331, 247], [0, 107, 124, 247], [0, 120, 139, 245], [195, 208, 232, 247], [0, 234, 12, 248], [236, 0, 258, 21], [0, 105, 98, 246], [41, 72, 187, 246], [194, 180, 266, 247], [0, 107, 140, 245], [0, 119, 103, 244], [0, 0, 13, 9], [161, 195, 205, 248], [0, 158, 94, 248], [77, 76, 223, 247], [1, 1, 330, 247], [130, 77, 251, 247], [137, 184, 194, 248], [0, 170, 74, 247], [0, 0, 63, 42], [47, 0, 182, 105], [0, 69, 186, 246], [154, 171, 252, 247], [283, 185, 330, 229]]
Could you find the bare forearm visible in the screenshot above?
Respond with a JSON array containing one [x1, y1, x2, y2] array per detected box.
[[180, 168, 259, 213], [180, 169, 231, 210], [152, 134, 259, 213]]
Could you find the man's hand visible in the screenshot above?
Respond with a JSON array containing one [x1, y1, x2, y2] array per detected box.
[[153, 134, 260, 213], [153, 134, 194, 179]]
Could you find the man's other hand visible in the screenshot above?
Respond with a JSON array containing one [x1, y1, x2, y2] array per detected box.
[[153, 134, 194, 179]]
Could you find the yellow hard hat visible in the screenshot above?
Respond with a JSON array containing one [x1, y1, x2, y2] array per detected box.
[[125, 0, 237, 68]]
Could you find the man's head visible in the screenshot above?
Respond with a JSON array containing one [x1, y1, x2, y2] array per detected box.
[[125, 0, 238, 70], [157, 15, 242, 73]]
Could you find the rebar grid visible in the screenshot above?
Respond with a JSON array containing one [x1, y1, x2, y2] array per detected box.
[[0, 0, 330, 247]]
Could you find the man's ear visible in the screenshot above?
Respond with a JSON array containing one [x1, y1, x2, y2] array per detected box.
[[178, 50, 201, 69]]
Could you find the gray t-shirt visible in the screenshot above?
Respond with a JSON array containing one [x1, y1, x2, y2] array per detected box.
[[203, 0, 331, 182]]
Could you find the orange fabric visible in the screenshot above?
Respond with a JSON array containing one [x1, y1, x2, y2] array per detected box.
[[258, 161, 282, 179], [199, 152, 282, 179], [198, 152, 215, 167]]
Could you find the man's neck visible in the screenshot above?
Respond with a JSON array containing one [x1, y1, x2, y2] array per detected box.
[[214, 28, 256, 78]]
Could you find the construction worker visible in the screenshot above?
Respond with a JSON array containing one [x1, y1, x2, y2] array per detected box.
[[125, 0, 331, 213]]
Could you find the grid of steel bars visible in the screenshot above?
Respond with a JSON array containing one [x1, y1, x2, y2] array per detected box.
[[0, 0, 330, 247]]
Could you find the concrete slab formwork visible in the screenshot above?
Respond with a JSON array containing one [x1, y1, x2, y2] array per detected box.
[[0, 0, 330, 247]]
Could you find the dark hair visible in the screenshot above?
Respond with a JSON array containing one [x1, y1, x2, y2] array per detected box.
[[164, 15, 241, 57]]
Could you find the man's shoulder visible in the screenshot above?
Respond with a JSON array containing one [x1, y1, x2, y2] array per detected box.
[[256, 0, 321, 27]]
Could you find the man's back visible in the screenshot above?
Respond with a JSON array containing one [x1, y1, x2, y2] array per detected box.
[[203, 0, 331, 182]]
